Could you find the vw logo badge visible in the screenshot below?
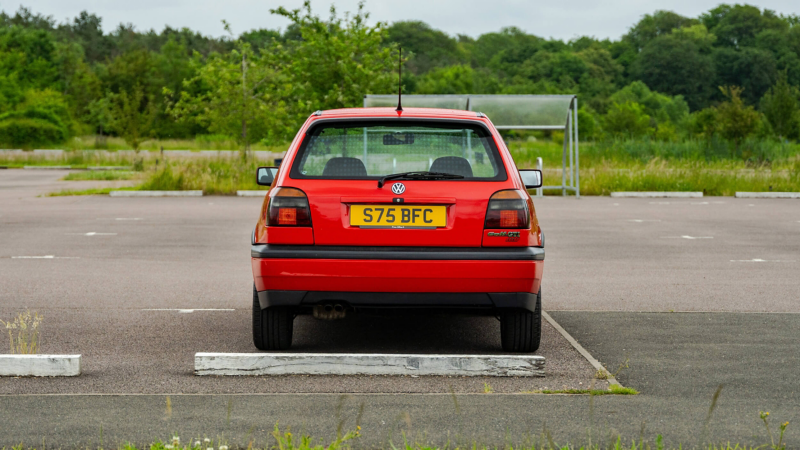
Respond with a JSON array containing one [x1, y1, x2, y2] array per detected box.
[[391, 182, 406, 195]]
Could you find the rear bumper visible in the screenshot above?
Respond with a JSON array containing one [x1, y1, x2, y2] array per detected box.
[[251, 244, 544, 261], [256, 290, 539, 312], [251, 245, 544, 312]]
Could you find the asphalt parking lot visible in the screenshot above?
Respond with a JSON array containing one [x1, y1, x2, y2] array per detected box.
[[1, 169, 799, 447]]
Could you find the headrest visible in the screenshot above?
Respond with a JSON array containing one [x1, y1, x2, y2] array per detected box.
[[430, 156, 473, 178], [322, 157, 368, 177]]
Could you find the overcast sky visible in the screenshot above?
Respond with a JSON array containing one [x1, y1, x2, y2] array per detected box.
[[11, 1, 800, 41]]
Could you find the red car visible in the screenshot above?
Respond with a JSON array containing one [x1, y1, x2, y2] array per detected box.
[[251, 107, 544, 352]]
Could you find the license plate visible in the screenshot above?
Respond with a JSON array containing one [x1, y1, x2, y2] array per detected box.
[[350, 205, 446, 228]]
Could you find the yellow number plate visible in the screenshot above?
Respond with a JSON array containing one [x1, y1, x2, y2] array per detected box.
[[350, 205, 446, 228]]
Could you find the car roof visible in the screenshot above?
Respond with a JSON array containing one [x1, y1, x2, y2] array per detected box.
[[315, 107, 484, 120]]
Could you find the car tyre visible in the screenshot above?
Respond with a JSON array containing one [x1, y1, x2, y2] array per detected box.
[[500, 289, 541, 353], [252, 285, 294, 350]]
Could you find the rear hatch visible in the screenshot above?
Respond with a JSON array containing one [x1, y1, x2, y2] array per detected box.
[[285, 119, 511, 247]]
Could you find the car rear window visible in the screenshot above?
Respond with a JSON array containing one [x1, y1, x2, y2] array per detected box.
[[289, 120, 507, 181]]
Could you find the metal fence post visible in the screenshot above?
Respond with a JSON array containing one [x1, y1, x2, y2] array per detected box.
[[561, 116, 569, 197], [574, 98, 580, 198], [568, 105, 574, 190]]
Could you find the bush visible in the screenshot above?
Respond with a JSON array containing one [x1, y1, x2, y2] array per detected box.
[[0, 107, 69, 147], [0, 117, 67, 148], [603, 101, 653, 139]]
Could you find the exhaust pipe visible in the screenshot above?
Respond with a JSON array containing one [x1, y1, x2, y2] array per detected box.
[[313, 303, 347, 320]]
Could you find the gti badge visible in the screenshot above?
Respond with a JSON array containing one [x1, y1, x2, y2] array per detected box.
[[391, 182, 406, 195]]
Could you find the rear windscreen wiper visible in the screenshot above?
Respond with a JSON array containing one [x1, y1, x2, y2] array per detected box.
[[378, 171, 465, 188]]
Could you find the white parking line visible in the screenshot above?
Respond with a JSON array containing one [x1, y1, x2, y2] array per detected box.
[[648, 201, 726, 205], [661, 236, 713, 240], [142, 309, 235, 313], [11, 256, 79, 259], [64, 232, 117, 236], [730, 259, 795, 263], [97, 218, 143, 221], [628, 219, 661, 223]]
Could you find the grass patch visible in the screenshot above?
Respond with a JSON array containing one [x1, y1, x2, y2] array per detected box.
[[5, 392, 790, 450], [1, 310, 43, 354], [523, 384, 639, 396], [509, 139, 800, 195], [138, 158, 266, 195], [9, 412, 790, 450], [62, 170, 139, 181]]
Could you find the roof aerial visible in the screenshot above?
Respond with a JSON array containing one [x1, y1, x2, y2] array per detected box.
[[396, 47, 403, 113]]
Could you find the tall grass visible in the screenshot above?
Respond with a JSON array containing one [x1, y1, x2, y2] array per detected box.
[[31, 135, 288, 152], [508, 138, 800, 195], [1, 310, 43, 354], [139, 157, 267, 194], [576, 159, 800, 196], [26, 415, 789, 450], [507, 138, 800, 169], [0, 149, 142, 168]]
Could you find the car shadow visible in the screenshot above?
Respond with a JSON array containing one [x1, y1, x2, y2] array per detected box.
[[291, 312, 502, 354]]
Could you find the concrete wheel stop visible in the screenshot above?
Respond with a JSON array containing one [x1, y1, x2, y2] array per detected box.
[[0, 355, 82, 377], [195, 353, 545, 377]]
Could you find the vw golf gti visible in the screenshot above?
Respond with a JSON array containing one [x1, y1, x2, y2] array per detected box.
[[251, 107, 545, 352]]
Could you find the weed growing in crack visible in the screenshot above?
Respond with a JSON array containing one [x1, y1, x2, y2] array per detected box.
[[1, 310, 43, 354]]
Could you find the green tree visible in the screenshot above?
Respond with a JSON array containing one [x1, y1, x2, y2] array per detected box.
[[270, 1, 398, 133], [760, 71, 800, 139], [713, 47, 777, 105], [57, 11, 112, 64], [603, 101, 653, 139], [577, 107, 600, 141], [167, 27, 286, 152], [240, 29, 282, 54], [755, 29, 800, 88], [415, 65, 500, 94], [716, 86, 761, 154], [610, 81, 689, 126], [54, 41, 100, 131], [87, 96, 113, 147], [625, 10, 698, 51], [574, 47, 624, 112], [702, 4, 787, 49], [631, 34, 715, 110], [688, 107, 719, 140], [0, 25, 60, 92], [151, 37, 200, 138], [385, 21, 466, 74], [469, 27, 541, 70], [109, 85, 155, 151]]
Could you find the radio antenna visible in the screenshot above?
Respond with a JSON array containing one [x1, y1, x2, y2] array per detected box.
[[396, 47, 403, 112]]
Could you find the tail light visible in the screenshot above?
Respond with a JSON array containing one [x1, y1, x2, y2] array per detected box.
[[267, 187, 311, 226], [485, 190, 531, 229]]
